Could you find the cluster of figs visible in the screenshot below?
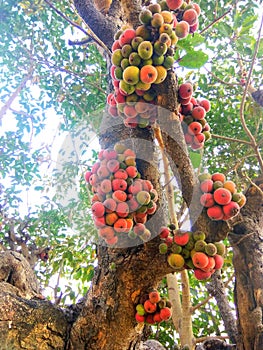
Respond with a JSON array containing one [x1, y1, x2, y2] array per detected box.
[[178, 82, 212, 150], [107, 0, 202, 129], [134, 289, 172, 325], [158, 225, 226, 280], [85, 144, 158, 246], [199, 172, 246, 221]]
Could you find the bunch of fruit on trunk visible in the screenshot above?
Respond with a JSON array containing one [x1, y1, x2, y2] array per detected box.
[[158, 225, 226, 280], [135, 289, 172, 324], [178, 82, 211, 150], [108, 0, 202, 128], [199, 172, 246, 221], [85, 144, 158, 245]]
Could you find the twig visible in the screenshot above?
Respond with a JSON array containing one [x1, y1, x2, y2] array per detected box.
[[211, 134, 252, 146], [0, 64, 34, 122], [43, 0, 111, 56], [192, 273, 235, 312], [9, 108, 35, 144], [243, 174, 263, 196], [36, 56, 107, 93], [200, 7, 233, 34], [239, 13, 263, 173], [68, 38, 92, 46], [204, 67, 239, 87]]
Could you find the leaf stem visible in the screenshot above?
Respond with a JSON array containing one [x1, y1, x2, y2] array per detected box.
[[211, 134, 252, 145], [200, 7, 233, 34]]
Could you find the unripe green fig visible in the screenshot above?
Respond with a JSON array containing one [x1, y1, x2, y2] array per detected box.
[[151, 13, 164, 28], [160, 1, 169, 11], [119, 80, 135, 95], [121, 44, 132, 58], [131, 36, 144, 51], [136, 25, 151, 40], [129, 52, 141, 66], [171, 243, 182, 254], [214, 242, 226, 256], [198, 173, 212, 182], [154, 41, 167, 56], [140, 58, 153, 66], [159, 242, 168, 254], [136, 304, 145, 316], [138, 41, 153, 60], [204, 243, 217, 256], [159, 32, 171, 44], [114, 29, 123, 41], [192, 230, 206, 241], [148, 3, 162, 13], [203, 131, 211, 141], [139, 9, 152, 25], [128, 230, 137, 239], [184, 237, 195, 250], [213, 180, 224, 190], [121, 58, 130, 70], [181, 248, 190, 259], [114, 66, 123, 80], [194, 239, 207, 252], [152, 54, 165, 65], [143, 89, 156, 102], [123, 66, 140, 85], [163, 55, 174, 69], [111, 49, 123, 66]]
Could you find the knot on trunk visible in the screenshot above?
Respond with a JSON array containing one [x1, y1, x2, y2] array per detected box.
[[0, 251, 40, 299]]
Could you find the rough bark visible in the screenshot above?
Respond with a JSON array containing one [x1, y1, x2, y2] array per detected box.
[[0, 252, 70, 350], [206, 271, 238, 344], [68, 239, 179, 349], [229, 180, 263, 350]]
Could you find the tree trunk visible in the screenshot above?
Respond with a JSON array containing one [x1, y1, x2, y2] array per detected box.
[[229, 180, 263, 350], [0, 252, 70, 350]]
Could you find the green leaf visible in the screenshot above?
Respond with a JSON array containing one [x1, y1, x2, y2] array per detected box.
[[179, 50, 208, 69], [177, 33, 205, 50], [34, 186, 44, 191], [189, 151, 202, 168]]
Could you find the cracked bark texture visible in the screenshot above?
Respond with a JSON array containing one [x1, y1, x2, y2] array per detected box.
[[229, 180, 263, 350]]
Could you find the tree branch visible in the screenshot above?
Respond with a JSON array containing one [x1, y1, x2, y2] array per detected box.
[[211, 133, 252, 146], [167, 273, 182, 334], [206, 270, 238, 344], [180, 269, 195, 348], [200, 7, 233, 35], [239, 13, 263, 173], [204, 67, 239, 87], [0, 64, 34, 122]]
